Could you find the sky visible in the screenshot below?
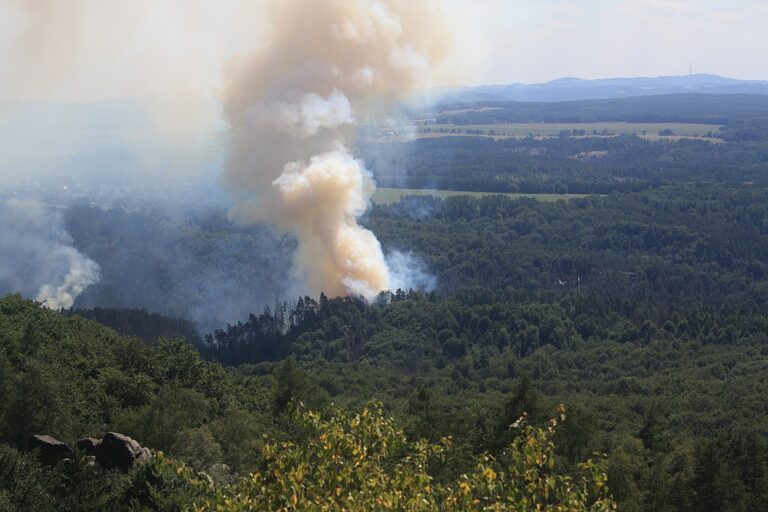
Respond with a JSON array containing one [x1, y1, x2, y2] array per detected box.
[[471, 0, 768, 85], [1, 0, 768, 102]]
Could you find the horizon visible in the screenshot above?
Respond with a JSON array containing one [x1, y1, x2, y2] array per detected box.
[[3, 1, 768, 102], [2, 72, 767, 105], [438, 72, 768, 90]]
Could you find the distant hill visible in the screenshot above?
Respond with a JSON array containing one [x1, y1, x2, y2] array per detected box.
[[438, 74, 768, 103]]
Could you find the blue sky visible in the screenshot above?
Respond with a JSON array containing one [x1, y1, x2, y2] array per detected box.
[[1, 0, 767, 101]]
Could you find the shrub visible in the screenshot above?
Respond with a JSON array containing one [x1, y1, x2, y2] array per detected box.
[[200, 403, 616, 511]]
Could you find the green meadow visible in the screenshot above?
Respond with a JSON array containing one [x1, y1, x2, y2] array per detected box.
[[372, 187, 590, 205]]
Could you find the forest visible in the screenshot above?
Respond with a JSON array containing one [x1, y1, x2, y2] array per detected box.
[[2, 93, 768, 511], [362, 93, 768, 194], [429, 94, 768, 126]]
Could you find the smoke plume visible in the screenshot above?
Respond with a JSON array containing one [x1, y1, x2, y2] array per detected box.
[[223, 0, 448, 299], [0, 199, 99, 309], [387, 251, 437, 292]]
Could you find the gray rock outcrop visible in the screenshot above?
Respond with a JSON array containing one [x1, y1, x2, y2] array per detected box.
[[76, 437, 101, 455], [94, 432, 151, 472], [28, 434, 74, 466]]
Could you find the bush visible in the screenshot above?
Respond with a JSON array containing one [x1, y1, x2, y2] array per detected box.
[[201, 403, 616, 511]]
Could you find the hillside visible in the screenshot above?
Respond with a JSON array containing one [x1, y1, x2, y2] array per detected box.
[[0, 296, 618, 511], [430, 93, 768, 125]]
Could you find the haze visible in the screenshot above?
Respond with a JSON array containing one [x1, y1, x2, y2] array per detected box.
[[2, 0, 768, 104]]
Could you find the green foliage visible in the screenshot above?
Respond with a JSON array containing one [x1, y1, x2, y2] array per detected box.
[[67, 307, 201, 345], [0, 443, 209, 512], [113, 385, 215, 453], [0, 443, 59, 511], [202, 403, 616, 511], [0, 294, 274, 472], [171, 427, 224, 470], [273, 357, 308, 414], [6, 164, 768, 510], [5, 282, 768, 510], [200, 285, 768, 511], [208, 409, 268, 473], [122, 453, 213, 511]]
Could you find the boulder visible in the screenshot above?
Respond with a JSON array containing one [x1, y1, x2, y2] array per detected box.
[[76, 437, 101, 455], [28, 434, 74, 466], [95, 432, 151, 472]]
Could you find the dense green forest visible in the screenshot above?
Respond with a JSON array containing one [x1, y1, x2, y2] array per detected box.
[[17, 184, 765, 511], [365, 134, 768, 193], [4, 93, 768, 510], [430, 94, 768, 126], [370, 188, 768, 304], [0, 296, 618, 511], [67, 186, 768, 312]]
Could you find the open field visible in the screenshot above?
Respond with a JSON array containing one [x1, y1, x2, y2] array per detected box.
[[638, 133, 724, 143], [372, 187, 591, 205], [412, 122, 722, 140]]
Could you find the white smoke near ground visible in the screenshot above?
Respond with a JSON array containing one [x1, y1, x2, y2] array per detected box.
[[0, 199, 99, 309], [36, 245, 100, 310], [224, 0, 450, 300], [387, 251, 437, 292]]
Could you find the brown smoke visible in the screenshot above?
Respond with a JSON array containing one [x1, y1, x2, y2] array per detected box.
[[223, 0, 449, 299]]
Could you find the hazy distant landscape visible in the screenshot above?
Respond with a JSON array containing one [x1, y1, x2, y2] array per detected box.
[[3, 1, 768, 511]]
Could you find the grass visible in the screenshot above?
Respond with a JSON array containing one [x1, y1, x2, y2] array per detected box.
[[372, 187, 591, 205]]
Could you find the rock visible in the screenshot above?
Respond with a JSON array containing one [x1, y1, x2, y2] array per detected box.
[[95, 432, 151, 472], [76, 437, 101, 455], [28, 435, 74, 466]]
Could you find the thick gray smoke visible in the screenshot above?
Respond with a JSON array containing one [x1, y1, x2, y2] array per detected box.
[[223, 0, 449, 300], [0, 198, 99, 309]]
